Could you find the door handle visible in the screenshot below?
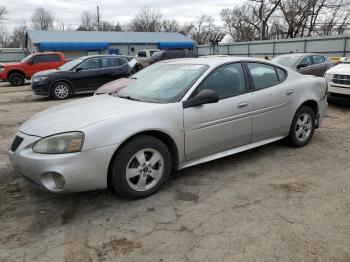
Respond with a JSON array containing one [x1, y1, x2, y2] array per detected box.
[[237, 101, 249, 108], [286, 90, 294, 95]]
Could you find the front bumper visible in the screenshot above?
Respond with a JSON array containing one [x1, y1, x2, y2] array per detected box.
[[31, 81, 50, 96], [8, 131, 118, 193]]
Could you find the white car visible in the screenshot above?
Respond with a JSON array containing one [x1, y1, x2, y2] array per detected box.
[[324, 63, 350, 102]]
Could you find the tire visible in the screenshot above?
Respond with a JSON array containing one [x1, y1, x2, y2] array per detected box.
[[8, 72, 25, 86], [111, 135, 172, 199], [286, 106, 316, 147], [51, 81, 72, 100]]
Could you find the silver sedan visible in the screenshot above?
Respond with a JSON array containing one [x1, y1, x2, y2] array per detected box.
[[9, 57, 328, 199]]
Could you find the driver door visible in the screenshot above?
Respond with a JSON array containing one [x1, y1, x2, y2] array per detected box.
[[297, 55, 315, 75], [183, 63, 253, 161]]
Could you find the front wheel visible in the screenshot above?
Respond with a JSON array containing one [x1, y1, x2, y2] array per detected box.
[[111, 136, 172, 199], [51, 82, 72, 100], [8, 73, 25, 86], [286, 106, 316, 147]]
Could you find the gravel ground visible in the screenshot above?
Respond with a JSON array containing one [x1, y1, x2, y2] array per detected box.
[[0, 81, 350, 262]]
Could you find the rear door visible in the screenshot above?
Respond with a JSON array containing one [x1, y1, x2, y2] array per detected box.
[[184, 63, 253, 160], [246, 62, 291, 142], [97, 57, 129, 87], [46, 54, 62, 69], [312, 55, 329, 76]]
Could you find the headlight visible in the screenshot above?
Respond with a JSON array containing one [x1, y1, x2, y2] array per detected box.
[[32, 76, 48, 83], [0, 67, 4, 72], [33, 132, 84, 154], [324, 73, 334, 82]]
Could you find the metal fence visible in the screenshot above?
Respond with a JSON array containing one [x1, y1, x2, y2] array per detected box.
[[0, 48, 25, 62], [196, 34, 350, 59]]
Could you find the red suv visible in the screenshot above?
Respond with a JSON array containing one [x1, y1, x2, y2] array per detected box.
[[0, 52, 66, 86]]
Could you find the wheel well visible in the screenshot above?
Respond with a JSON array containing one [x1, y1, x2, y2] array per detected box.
[[106, 130, 179, 191], [300, 100, 318, 116], [50, 80, 73, 95], [7, 70, 25, 80]]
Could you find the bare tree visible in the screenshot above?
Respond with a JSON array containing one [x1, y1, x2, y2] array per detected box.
[[162, 19, 180, 32], [31, 7, 54, 30], [128, 7, 163, 32], [77, 11, 97, 31], [190, 15, 218, 45], [0, 5, 7, 20], [9, 24, 27, 47]]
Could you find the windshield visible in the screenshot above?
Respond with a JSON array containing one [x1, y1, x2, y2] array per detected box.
[[118, 63, 207, 103], [271, 56, 301, 67], [58, 58, 84, 71], [20, 54, 34, 63]]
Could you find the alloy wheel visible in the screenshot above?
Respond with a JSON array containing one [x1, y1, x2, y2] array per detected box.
[[54, 84, 69, 99], [295, 113, 312, 142], [125, 148, 164, 192]]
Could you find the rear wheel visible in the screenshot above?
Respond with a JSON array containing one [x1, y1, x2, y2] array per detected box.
[[286, 106, 316, 147], [8, 72, 25, 86], [51, 82, 72, 100], [111, 136, 172, 199]]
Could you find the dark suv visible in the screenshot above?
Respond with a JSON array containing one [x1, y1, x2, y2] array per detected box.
[[31, 55, 130, 100], [150, 50, 196, 64]]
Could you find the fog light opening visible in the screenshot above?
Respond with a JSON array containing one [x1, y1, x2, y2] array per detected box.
[[41, 172, 65, 192]]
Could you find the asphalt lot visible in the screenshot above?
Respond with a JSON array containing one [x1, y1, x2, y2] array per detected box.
[[1, 81, 350, 262]]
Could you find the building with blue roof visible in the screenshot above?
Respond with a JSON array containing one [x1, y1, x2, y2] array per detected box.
[[25, 30, 195, 58]]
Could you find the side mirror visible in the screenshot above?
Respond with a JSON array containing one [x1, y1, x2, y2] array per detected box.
[[183, 89, 219, 108], [75, 67, 83, 72], [27, 59, 33, 65], [297, 63, 308, 69]]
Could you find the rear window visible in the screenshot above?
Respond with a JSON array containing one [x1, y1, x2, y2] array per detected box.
[[138, 51, 146, 57]]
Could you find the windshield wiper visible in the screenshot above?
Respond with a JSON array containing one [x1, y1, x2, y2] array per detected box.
[[117, 94, 141, 101]]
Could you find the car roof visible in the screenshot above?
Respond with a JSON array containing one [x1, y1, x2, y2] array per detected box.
[[160, 56, 273, 67], [274, 53, 323, 57]]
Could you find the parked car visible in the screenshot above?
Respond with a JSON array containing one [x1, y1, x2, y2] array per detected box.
[[0, 52, 66, 86], [271, 53, 335, 76], [324, 63, 350, 103], [9, 57, 327, 199], [338, 57, 350, 64], [94, 77, 135, 95], [94, 62, 163, 95], [150, 50, 196, 64], [135, 49, 161, 68], [31, 55, 130, 100]]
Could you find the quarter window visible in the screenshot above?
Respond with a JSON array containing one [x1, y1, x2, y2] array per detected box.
[[47, 54, 60, 62], [33, 55, 48, 64], [196, 63, 246, 99], [247, 63, 280, 90]]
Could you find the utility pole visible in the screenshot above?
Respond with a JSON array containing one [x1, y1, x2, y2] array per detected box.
[[260, 0, 265, 40], [97, 5, 100, 31]]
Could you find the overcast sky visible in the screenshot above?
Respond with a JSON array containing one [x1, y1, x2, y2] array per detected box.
[[2, 0, 236, 31]]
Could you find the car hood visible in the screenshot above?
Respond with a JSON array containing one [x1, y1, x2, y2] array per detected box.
[[33, 69, 60, 77], [326, 63, 350, 75], [19, 94, 160, 137], [94, 78, 135, 94]]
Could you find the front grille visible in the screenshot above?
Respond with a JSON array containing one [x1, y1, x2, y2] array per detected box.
[[332, 74, 350, 85], [11, 136, 23, 152]]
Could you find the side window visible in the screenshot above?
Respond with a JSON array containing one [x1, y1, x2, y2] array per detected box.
[[196, 63, 246, 99], [312, 55, 325, 64], [116, 58, 127, 66], [299, 56, 313, 66], [47, 54, 60, 62], [247, 63, 280, 90], [33, 55, 48, 64], [79, 59, 100, 70], [138, 51, 146, 57], [276, 67, 287, 82]]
